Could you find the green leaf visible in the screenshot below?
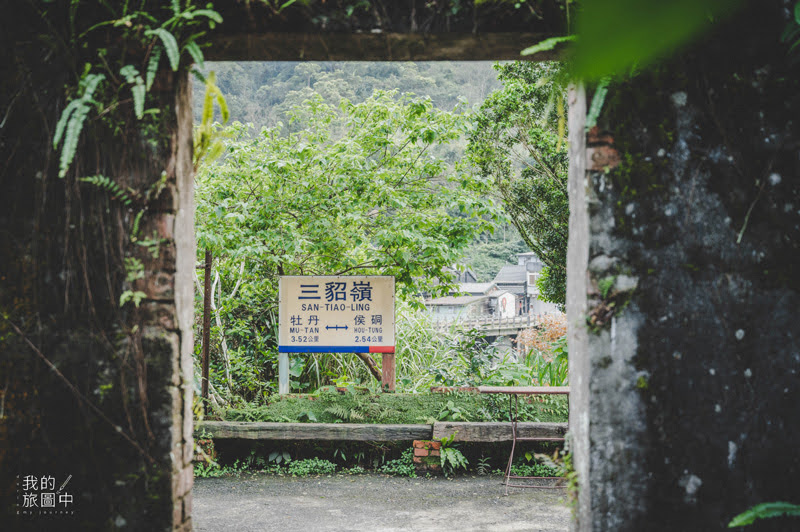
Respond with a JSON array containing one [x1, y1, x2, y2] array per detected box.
[[53, 100, 82, 149], [191, 9, 223, 24], [521, 35, 576, 56], [146, 46, 162, 91], [572, 0, 745, 81], [145, 28, 180, 71], [795, 2, 800, 25], [120, 290, 147, 308], [586, 78, 610, 130], [120, 65, 145, 119], [185, 40, 204, 69], [728, 502, 800, 527], [56, 73, 105, 178]]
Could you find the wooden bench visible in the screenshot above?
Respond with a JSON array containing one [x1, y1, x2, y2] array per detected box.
[[432, 421, 567, 442], [196, 421, 432, 441], [195, 420, 568, 443]]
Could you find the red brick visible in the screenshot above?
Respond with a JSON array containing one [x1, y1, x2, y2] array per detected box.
[[414, 448, 428, 457], [587, 145, 621, 171], [429, 449, 440, 457], [413, 440, 426, 449]]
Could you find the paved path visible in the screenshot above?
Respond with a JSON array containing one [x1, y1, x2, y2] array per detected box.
[[193, 473, 571, 532]]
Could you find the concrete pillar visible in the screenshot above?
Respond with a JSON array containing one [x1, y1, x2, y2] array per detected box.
[[568, 4, 800, 530]]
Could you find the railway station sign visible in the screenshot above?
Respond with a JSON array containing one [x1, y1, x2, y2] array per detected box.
[[278, 276, 395, 353]]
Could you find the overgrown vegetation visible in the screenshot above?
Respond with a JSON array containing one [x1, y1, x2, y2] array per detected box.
[[223, 389, 568, 424], [468, 62, 569, 308]]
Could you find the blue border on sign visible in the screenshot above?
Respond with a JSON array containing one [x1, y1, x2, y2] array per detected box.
[[279, 346, 369, 353]]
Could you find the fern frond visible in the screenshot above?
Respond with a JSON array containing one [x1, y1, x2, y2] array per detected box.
[[146, 46, 162, 91], [53, 100, 82, 149], [191, 9, 223, 25], [55, 73, 105, 178], [120, 65, 145, 119], [324, 405, 351, 421], [201, 71, 216, 125], [214, 86, 229, 123], [80, 175, 133, 206], [184, 40, 204, 69], [145, 28, 180, 71]]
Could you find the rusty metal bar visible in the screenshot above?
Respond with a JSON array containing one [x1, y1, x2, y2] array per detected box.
[[201, 248, 212, 414]]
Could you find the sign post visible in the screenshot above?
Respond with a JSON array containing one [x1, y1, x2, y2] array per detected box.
[[278, 276, 395, 393]]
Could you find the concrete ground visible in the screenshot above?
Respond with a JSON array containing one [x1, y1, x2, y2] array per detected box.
[[193, 473, 571, 532]]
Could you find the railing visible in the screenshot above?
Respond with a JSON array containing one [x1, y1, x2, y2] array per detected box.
[[432, 313, 545, 332]]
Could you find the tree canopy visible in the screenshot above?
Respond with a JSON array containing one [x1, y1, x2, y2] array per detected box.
[[195, 89, 498, 398], [467, 62, 569, 307]]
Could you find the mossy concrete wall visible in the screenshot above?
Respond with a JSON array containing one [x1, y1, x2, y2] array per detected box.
[[569, 4, 800, 531], [1, 8, 195, 531]]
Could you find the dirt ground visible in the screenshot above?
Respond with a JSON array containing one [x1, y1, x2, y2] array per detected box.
[[192, 473, 571, 532]]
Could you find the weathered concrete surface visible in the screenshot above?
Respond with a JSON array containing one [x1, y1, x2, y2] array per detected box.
[[1, 7, 194, 530], [569, 3, 800, 530], [193, 474, 571, 532], [207, 0, 567, 61]]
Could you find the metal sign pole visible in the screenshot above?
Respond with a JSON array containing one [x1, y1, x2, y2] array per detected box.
[[278, 352, 289, 395]]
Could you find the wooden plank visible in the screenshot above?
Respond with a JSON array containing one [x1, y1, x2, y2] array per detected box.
[[433, 422, 568, 443], [477, 386, 571, 395], [381, 353, 396, 392], [196, 421, 432, 441]]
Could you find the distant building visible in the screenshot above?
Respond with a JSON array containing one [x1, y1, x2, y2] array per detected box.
[[492, 252, 560, 315], [424, 281, 516, 322]]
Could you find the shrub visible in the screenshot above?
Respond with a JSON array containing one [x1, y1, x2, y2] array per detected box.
[[378, 448, 417, 477], [286, 458, 337, 477]]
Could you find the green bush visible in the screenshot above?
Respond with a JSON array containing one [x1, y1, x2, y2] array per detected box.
[[378, 448, 417, 477], [286, 458, 337, 477]]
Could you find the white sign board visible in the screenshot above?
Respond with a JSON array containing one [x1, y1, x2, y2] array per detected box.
[[278, 276, 395, 354]]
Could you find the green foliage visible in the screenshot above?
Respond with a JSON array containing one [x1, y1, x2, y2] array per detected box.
[[193, 457, 249, 478], [120, 65, 146, 119], [521, 35, 576, 57], [461, 228, 528, 282], [378, 448, 417, 477], [526, 336, 569, 387], [193, 62, 503, 132], [268, 450, 292, 465], [79, 175, 134, 206], [119, 290, 146, 308], [193, 71, 230, 170], [572, 0, 744, 81], [476, 456, 492, 476], [436, 432, 468, 477], [728, 502, 800, 528], [468, 62, 568, 308], [53, 2, 220, 179], [438, 400, 468, 422], [53, 73, 105, 178], [509, 461, 561, 478], [223, 390, 569, 424], [286, 458, 337, 477], [194, 91, 497, 400], [784, 3, 800, 56], [440, 447, 468, 477], [585, 78, 610, 130]]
